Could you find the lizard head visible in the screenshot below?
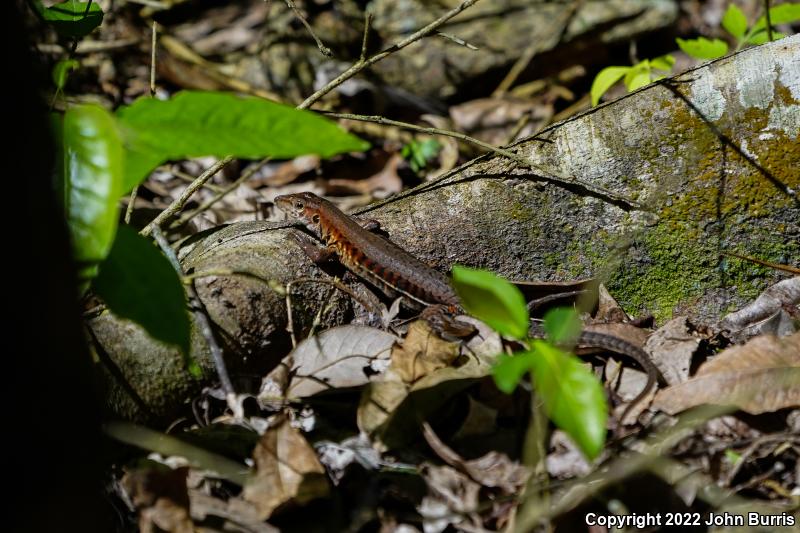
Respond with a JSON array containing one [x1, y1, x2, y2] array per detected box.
[[274, 192, 323, 228]]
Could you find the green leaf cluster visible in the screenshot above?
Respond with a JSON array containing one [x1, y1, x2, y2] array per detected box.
[[591, 2, 799, 105], [401, 138, 441, 173], [57, 91, 368, 363], [451, 266, 607, 459], [590, 55, 674, 106]]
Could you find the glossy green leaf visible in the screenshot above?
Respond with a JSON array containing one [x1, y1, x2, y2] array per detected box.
[[542, 307, 581, 345], [94, 225, 192, 357], [753, 3, 800, 33], [528, 340, 607, 459], [747, 30, 787, 45], [62, 104, 123, 266], [52, 59, 79, 91], [451, 266, 529, 339], [722, 4, 748, 39], [115, 91, 370, 192], [492, 352, 534, 393], [590, 66, 630, 106], [676, 37, 729, 60], [649, 54, 675, 72], [40, 0, 104, 39]]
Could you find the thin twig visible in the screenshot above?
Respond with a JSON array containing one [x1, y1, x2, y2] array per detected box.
[[285, 0, 332, 57], [140, 156, 234, 236], [124, 186, 138, 224], [150, 20, 157, 96], [298, 0, 483, 110], [170, 158, 272, 229], [493, 0, 582, 96], [326, 112, 643, 210], [152, 227, 237, 408], [159, 35, 283, 103], [764, 0, 773, 42], [722, 251, 800, 274], [183, 268, 285, 295], [435, 31, 479, 50], [360, 11, 373, 62]]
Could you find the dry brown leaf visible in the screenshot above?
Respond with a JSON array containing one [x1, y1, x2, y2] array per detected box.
[[392, 320, 460, 383], [122, 466, 194, 533], [720, 277, 800, 332], [653, 333, 800, 415], [417, 464, 482, 533], [260, 155, 321, 187], [244, 415, 328, 519], [274, 325, 397, 398], [326, 153, 403, 198], [357, 359, 493, 448], [422, 423, 528, 494], [645, 317, 701, 385]]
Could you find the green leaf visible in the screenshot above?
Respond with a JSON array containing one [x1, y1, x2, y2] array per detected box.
[[542, 307, 581, 345], [624, 68, 652, 91], [528, 340, 607, 459], [52, 59, 80, 91], [649, 54, 675, 72], [62, 104, 123, 266], [451, 266, 529, 339], [676, 37, 729, 60], [94, 225, 192, 357], [492, 352, 535, 393], [753, 3, 800, 33], [41, 0, 104, 39], [590, 66, 630, 106], [722, 4, 748, 39], [746, 30, 787, 45], [115, 91, 370, 192]]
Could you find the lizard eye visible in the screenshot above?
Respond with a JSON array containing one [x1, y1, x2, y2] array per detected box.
[[295, 201, 304, 209]]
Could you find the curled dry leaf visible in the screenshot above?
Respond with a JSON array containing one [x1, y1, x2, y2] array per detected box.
[[653, 333, 800, 415], [358, 354, 493, 450], [418, 464, 482, 533], [243, 415, 328, 519], [122, 465, 193, 533], [422, 422, 528, 494], [271, 325, 398, 398], [645, 317, 701, 385], [720, 277, 800, 333], [392, 320, 460, 383]]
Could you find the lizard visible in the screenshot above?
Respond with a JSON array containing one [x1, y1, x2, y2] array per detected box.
[[274, 191, 662, 422]]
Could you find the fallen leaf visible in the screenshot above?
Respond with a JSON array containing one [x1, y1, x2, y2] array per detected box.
[[422, 423, 528, 494], [123, 465, 194, 533], [720, 277, 800, 333], [417, 464, 481, 533], [358, 358, 493, 449], [326, 153, 403, 198], [243, 415, 328, 519], [653, 333, 800, 415], [392, 320, 460, 383], [272, 325, 398, 398], [645, 317, 701, 385], [546, 430, 593, 479], [260, 155, 320, 187]]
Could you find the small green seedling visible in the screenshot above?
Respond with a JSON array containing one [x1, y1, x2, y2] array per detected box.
[[591, 2, 799, 105], [590, 55, 675, 106], [401, 138, 441, 173], [678, 2, 800, 60], [451, 266, 608, 460]]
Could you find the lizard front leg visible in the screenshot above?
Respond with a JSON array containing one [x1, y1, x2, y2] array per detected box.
[[290, 231, 338, 264]]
